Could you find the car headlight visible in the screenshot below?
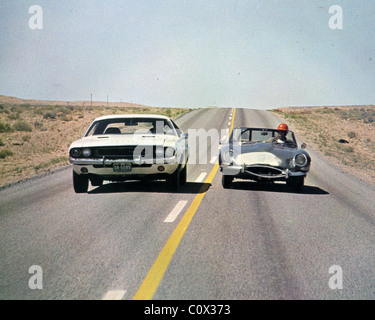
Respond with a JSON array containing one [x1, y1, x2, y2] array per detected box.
[[82, 148, 92, 157], [294, 153, 307, 166], [70, 148, 82, 158], [165, 147, 175, 158], [155, 147, 164, 158], [222, 150, 234, 164]]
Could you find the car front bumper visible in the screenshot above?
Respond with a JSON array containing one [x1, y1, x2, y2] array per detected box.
[[69, 156, 180, 178], [221, 164, 308, 180]]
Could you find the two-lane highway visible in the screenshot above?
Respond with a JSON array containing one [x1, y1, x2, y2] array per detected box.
[[1, 107, 375, 299]]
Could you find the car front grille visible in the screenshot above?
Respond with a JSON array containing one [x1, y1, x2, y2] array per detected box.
[[245, 165, 285, 177], [96, 147, 137, 159], [95, 146, 163, 160]]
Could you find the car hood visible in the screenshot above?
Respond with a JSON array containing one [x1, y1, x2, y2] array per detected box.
[[70, 134, 178, 149], [232, 142, 302, 167]]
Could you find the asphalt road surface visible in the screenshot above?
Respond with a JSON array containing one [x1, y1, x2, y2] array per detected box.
[[1, 108, 375, 300]]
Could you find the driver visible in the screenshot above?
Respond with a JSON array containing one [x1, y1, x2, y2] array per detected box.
[[266, 123, 292, 143]]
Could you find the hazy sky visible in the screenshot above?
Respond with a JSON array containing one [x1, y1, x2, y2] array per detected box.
[[0, 0, 374, 109]]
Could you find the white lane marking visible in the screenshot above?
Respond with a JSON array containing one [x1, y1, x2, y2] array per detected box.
[[164, 200, 188, 223], [228, 122, 231, 126], [195, 172, 207, 183], [229, 116, 232, 120], [210, 156, 218, 164], [102, 290, 126, 300]]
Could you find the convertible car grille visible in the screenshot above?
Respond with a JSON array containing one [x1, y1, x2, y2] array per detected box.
[[245, 165, 285, 177]]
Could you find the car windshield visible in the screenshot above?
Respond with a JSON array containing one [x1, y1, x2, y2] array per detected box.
[[85, 118, 176, 136], [232, 128, 296, 145]]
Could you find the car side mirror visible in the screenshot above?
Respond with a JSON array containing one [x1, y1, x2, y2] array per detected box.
[[301, 142, 307, 149]]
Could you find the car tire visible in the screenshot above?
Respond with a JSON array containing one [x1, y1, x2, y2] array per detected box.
[[286, 176, 304, 191], [167, 168, 180, 190], [180, 165, 187, 185], [222, 174, 233, 189], [73, 171, 89, 193]]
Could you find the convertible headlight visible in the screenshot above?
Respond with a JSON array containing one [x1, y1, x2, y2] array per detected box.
[[70, 148, 82, 158], [294, 153, 307, 166], [82, 148, 92, 157], [222, 150, 234, 164], [165, 147, 175, 158]]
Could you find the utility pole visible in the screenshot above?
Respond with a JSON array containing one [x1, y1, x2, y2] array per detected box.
[[90, 94, 93, 107], [81, 102, 86, 138]]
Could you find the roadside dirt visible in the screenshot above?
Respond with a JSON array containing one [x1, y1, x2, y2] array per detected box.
[[272, 105, 375, 186]]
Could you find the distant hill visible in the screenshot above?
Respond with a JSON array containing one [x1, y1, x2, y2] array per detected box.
[[0, 94, 149, 108]]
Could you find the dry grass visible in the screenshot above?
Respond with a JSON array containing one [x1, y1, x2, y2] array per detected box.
[[0, 96, 191, 189], [272, 105, 375, 185]]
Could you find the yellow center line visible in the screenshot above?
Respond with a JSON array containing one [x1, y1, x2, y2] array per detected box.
[[133, 108, 236, 300]]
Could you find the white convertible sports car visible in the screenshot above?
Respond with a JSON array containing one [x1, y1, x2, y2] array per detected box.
[[68, 114, 189, 193]]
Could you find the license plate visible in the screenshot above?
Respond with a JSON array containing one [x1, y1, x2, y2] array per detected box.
[[113, 163, 132, 172]]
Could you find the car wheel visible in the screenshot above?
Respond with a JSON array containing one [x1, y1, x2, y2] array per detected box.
[[167, 168, 180, 190], [222, 174, 233, 189], [73, 171, 89, 193], [180, 165, 187, 185], [286, 176, 304, 191]]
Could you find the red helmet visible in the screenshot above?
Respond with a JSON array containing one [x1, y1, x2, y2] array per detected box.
[[277, 123, 289, 131]]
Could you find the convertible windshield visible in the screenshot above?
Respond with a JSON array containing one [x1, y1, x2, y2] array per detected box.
[[232, 128, 296, 145], [85, 118, 176, 136]]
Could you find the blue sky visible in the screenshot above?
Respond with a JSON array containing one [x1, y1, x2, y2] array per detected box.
[[0, 0, 374, 109]]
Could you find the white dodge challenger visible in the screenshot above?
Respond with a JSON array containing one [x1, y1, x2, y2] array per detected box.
[[68, 114, 189, 193]]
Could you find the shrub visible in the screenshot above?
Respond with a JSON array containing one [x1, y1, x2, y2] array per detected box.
[[13, 121, 32, 132], [0, 122, 13, 133], [364, 116, 374, 124], [33, 108, 44, 115], [0, 138, 5, 146], [56, 106, 72, 115], [22, 135, 31, 142], [8, 113, 20, 120], [10, 106, 23, 113], [0, 149, 14, 159], [0, 104, 10, 114], [164, 109, 172, 117], [43, 111, 57, 119], [61, 115, 73, 121]]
